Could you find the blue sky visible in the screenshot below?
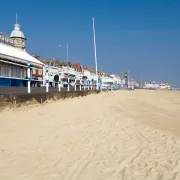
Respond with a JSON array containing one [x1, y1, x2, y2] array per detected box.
[[0, 0, 180, 84]]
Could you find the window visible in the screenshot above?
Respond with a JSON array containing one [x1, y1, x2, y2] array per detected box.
[[32, 68, 36, 74], [0, 63, 9, 77], [0, 62, 2, 76], [38, 69, 42, 75]]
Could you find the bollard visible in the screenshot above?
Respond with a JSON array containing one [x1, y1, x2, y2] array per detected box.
[[88, 80, 90, 90], [91, 80, 93, 90], [74, 78, 77, 91], [45, 65, 49, 93], [80, 77, 82, 91], [27, 62, 31, 94], [13, 96, 16, 105], [58, 71, 61, 92], [68, 73, 70, 92], [101, 78, 103, 91], [84, 81, 86, 91]]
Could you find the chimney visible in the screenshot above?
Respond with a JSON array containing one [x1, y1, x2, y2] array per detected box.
[[34, 55, 40, 60]]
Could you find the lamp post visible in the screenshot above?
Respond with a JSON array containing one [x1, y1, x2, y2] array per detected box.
[[67, 44, 68, 65], [80, 76, 82, 91], [59, 44, 69, 91], [88, 79, 90, 90], [92, 17, 98, 90], [45, 65, 49, 92], [58, 70, 61, 92], [58, 45, 63, 92], [67, 73, 70, 92], [99, 64, 103, 91], [90, 79, 93, 91], [128, 70, 130, 88], [27, 62, 31, 93], [99, 64, 102, 75], [74, 76, 77, 91], [58, 44, 68, 64]]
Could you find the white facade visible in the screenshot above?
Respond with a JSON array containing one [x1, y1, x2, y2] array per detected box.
[[83, 70, 91, 79], [143, 83, 157, 89], [143, 82, 170, 90], [102, 76, 114, 84], [110, 74, 121, 84], [42, 65, 84, 86], [0, 43, 44, 67], [159, 84, 170, 90], [83, 70, 96, 81]]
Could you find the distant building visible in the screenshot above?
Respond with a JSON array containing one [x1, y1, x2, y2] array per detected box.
[[159, 83, 170, 90], [143, 82, 170, 90], [34, 57, 86, 87]]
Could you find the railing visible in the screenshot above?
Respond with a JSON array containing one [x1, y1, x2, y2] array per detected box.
[[0, 74, 124, 95]]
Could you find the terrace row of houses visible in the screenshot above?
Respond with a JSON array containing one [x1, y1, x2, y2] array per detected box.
[[31, 56, 123, 89], [0, 20, 135, 89]]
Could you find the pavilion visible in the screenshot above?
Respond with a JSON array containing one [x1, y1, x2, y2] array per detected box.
[[0, 20, 44, 86]]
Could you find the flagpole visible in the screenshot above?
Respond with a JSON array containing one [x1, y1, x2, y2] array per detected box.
[[67, 44, 68, 64], [92, 16, 98, 90]]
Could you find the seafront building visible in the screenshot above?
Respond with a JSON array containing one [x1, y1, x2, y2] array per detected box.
[[143, 82, 170, 90], [33, 57, 98, 88], [0, 21, 44, 86], [0, 20, 125, 90]]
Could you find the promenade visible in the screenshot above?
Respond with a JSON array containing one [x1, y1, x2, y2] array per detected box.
[[0, 86, 94, 95]]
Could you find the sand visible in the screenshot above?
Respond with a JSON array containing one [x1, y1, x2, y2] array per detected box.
[[0, 90, 180, 180]]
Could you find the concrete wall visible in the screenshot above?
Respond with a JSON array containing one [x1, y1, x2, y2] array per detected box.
[[0, 90, 100, 111]]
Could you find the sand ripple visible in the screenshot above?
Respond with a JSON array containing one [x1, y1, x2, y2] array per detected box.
[[0, 90, 180, 180]]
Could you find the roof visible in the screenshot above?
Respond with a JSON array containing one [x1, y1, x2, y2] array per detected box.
[[10, 24, 25, 39], [0, 43, 44, 67]]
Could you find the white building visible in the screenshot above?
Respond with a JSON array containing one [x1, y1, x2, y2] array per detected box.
[[0, 21, 44, 87], [42, 64, 85, 87], [83, 69, 96, 81], [159, 83, 170, 90], [143, 82, 170, 90]]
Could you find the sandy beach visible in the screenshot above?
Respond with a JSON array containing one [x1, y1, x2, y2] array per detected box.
[[0, 90, 180, 180]]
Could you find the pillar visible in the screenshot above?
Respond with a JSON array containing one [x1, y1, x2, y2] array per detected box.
[[74, 77, 77, 91], [80, 77, 82, 91], [27, 62, 31, 94], [91, 79, 93, 90], [45, 65, 49, 93], [68, 73, 70, 92], [58, 70, 61, 92], [88, 79, 90, 90], [84, 80, 86, 91]]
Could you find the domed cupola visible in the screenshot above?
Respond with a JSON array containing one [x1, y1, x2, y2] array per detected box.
[[10, 14, 26, 50]]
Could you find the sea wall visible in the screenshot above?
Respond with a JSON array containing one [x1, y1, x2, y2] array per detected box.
[[0, 90, 101, 111]]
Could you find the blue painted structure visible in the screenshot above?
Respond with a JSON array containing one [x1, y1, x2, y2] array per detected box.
[[98, 78, 102, 89], [0, 78, 26, 87]]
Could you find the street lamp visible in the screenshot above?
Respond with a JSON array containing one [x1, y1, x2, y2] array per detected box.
[[99, 64, 102, 75], [58, 45, 62, 61], [57, 45, 63, 92], [58, 44, 69, 66], [59, 44, 69, 91], [67, 44, 68, 63], [92, 16, 98, 90]]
